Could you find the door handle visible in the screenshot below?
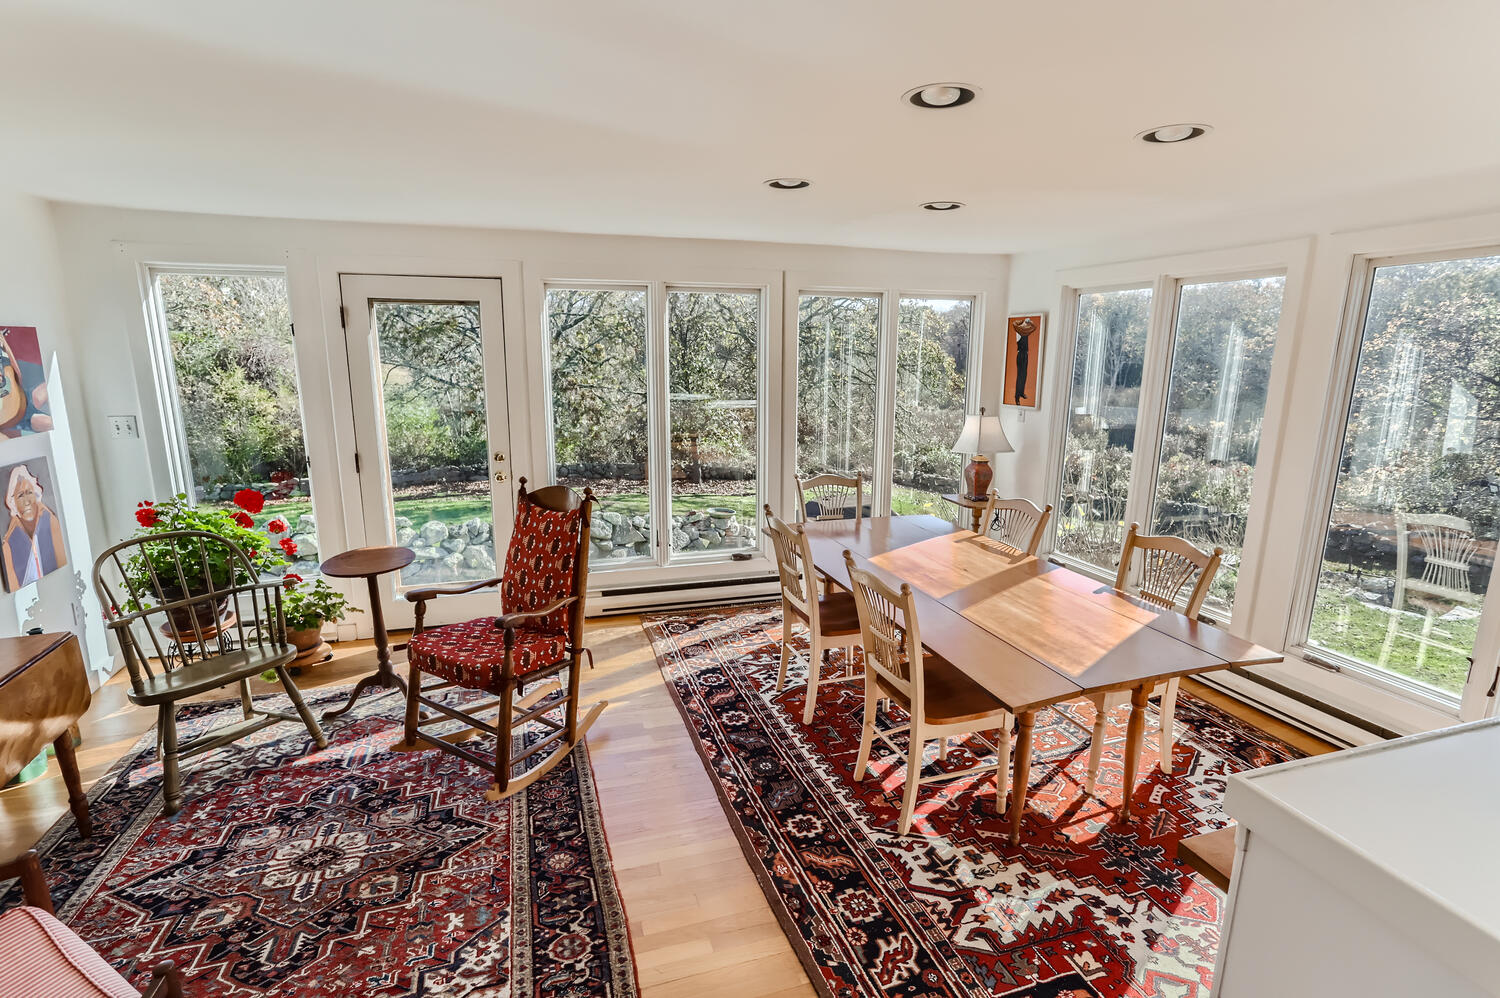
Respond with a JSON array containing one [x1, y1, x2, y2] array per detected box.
[[1487, 664, 1498, 699], [494, 471, 509, 482], [493, 451, 506, 463]]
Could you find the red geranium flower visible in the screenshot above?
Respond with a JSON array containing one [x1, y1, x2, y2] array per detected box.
[[266, 517, 289, 534], [232, 489, 266, 514], [231, 510, 254, 529], [279, 537, 298, 558], [134, 502, 158, 528], [283, 573, 303, 590]]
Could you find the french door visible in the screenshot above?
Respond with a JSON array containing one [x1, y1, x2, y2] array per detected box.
[[341, 274, 513, 627]]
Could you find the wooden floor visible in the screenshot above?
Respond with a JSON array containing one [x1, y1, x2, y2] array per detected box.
[[0, 612, 1332, 997]]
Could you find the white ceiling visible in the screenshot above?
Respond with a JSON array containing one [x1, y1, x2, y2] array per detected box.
[[3, 0, 1499, 253]]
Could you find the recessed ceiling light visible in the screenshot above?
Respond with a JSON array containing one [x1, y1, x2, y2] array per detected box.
[[920, 201, 964, 211], [764, 177, 811, 190], [903, 83, 977, 109], [1137, 123, 1211, 144]]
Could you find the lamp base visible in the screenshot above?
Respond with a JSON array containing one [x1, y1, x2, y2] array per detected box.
[[962, 455, 992, 502]]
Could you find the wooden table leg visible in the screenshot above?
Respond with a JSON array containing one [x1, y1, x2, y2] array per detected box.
[[53, 731, 91, 838], [970, 507, 984, 534], [1007, 710, 1036, 846], [1121, 684, 1150, 824], [322, 574, 406, 720]]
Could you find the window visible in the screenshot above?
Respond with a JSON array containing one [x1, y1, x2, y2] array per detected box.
[[1055, 287, 1151, 570], [1150, 277, 1284, 613], [796, 295, 880, 483], [152, 270, 320, 575], [893, 297, 974, 515], [544, 283, 766, 571], [544, 286, 651, 565], [369, 300, 494, 585], [667, 289, 762, 556], [1305, 253, 1500, 698]]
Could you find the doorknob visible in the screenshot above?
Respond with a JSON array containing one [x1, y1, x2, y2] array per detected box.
[[494, 471, 509, 482], [493, 451, 506, 463]]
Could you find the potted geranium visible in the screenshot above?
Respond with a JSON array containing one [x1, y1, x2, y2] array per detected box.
[[279, 573, 360, 665], [124, 489, 295, 634]]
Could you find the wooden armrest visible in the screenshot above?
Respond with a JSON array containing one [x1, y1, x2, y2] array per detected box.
[[404, 576, 503, 603], [496, 596, 577, 631], [140, 961, 184, 998], [0, 849, 52, 913]]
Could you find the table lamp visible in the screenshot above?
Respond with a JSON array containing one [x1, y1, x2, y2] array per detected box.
[[951, 406, 1013, 500]]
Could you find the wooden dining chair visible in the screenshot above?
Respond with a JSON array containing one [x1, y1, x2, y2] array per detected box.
[[402, 479, 606, 801], [795, 472, 865, 523], [843, 551, 1013, 835], [765, 508, 863, 724], [1082, 522, 1223, 793], [979, 494, 1053, 554], [93, 531, 328, 817]]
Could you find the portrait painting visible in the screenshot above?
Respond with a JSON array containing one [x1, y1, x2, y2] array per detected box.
[[0, 325, 53, 436], [1003, 313, 1045, 408], [0, 457, 68, 593]]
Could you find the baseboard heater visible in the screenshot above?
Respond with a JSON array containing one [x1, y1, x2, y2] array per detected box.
[[1195, 666, 1402, 748], [588, 574, 780, 616]]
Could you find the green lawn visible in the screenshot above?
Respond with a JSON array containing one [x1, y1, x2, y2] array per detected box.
[[1307, 586, 1475, 695]]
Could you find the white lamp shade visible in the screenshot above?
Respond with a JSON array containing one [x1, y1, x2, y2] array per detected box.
[[951, 412, 1014, 455]]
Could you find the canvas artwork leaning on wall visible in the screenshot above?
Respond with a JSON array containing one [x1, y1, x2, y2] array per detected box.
[[0, 325, 53, 436], [0, 458, 68, 592]]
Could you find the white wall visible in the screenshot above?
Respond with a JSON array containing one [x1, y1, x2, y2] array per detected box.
[[0, 192, 108, 673], [50, 203, 1008, 626], [1002, 179, 1500, 741]]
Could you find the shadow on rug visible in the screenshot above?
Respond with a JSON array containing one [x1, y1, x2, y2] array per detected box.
[[644, 606, 1303, 998], [2, 684, 638, 998]]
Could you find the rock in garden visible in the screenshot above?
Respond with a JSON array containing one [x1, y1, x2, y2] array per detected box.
[[291, 534, 318, 558], [297, 514, 317, 533], [396, 526, 417, 547], [442, 536, 467, 554], [591, 518, 612, 541], [462, 517, 490, 543], [440, 552, 464, 574], [601, 511, 624, 525], [672, 528, 689, 549], [420, 521, 449, 546], [394, 516, 413, 529], [413, 544, 444, 561], [462, 547, 496, 572]]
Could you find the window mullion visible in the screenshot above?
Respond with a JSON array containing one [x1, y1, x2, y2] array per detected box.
[[646, 280, 671, 568], [873, 290, 899, 516], [1123, 274, 1178, 572]]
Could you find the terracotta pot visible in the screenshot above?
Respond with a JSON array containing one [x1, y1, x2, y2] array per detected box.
[[287, 625, 325, 652]]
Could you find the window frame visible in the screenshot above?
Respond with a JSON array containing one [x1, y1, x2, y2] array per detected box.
[[1286, 244, 1500, 716], [537, 273, 779, 580], [1046, 243, 1307, 627]]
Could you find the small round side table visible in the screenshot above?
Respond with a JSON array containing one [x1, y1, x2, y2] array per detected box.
[[318, 545, 415, 720]]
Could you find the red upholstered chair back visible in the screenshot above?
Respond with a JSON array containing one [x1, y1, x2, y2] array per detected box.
[[500, 481, 591, 637]]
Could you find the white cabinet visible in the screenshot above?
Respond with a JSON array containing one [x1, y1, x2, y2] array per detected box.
[[1216, 718, 1500, 997]]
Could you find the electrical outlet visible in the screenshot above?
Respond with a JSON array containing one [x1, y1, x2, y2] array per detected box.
[[108, 415, 139, 439]]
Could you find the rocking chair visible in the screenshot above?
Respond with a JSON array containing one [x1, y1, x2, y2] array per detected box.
[[402, 478, 605, 800]]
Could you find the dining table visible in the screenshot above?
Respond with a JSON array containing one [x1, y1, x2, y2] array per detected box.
[[800, 514, 1283, 845]]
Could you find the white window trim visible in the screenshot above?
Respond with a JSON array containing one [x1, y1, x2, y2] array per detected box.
[[530, 262, 782, 589], [1043, 240, 1312, 628], [1286, 241, 1500, 720]]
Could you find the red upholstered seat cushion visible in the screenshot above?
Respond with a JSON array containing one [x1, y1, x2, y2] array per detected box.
[[0, 905, 140, 998], [501, 500, 583, 633], [408, 619, 569, 691]]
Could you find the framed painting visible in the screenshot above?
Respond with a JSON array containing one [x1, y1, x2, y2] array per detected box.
[[0, 457, 68, 593], [0, 325, 53, 436], [1003, 313, 1044, 408]]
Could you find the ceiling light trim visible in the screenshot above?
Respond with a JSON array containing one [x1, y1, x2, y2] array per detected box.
[[764, 177, 811, 190], [1137, 123, 1212, 144], [903, 83, 978, 109], [920, 201, 965, 211]]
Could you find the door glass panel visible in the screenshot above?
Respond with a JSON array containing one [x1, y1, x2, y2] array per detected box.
[[544, 287, 651, 566], [1056, 287, 1152, 570], [1307, 254, 1500, 697], [796, 295, 880, 485], [1150, 276, 1285, 615], [893, 297, 972, 515], [370, 300, 494, 586], [154, 271, 321, 577], [667, 289, 761, 557]]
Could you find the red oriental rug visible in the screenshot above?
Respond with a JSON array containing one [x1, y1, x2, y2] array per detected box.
[[645, 606, 1303, 998], [3, 684, 639, 998]]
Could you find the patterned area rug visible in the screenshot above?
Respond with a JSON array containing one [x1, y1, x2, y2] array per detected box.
[[644, 606, 1303, 998], [3, 684, 638, 998]]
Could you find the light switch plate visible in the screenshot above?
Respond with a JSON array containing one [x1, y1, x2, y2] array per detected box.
[[108, 415, 139, 439]]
